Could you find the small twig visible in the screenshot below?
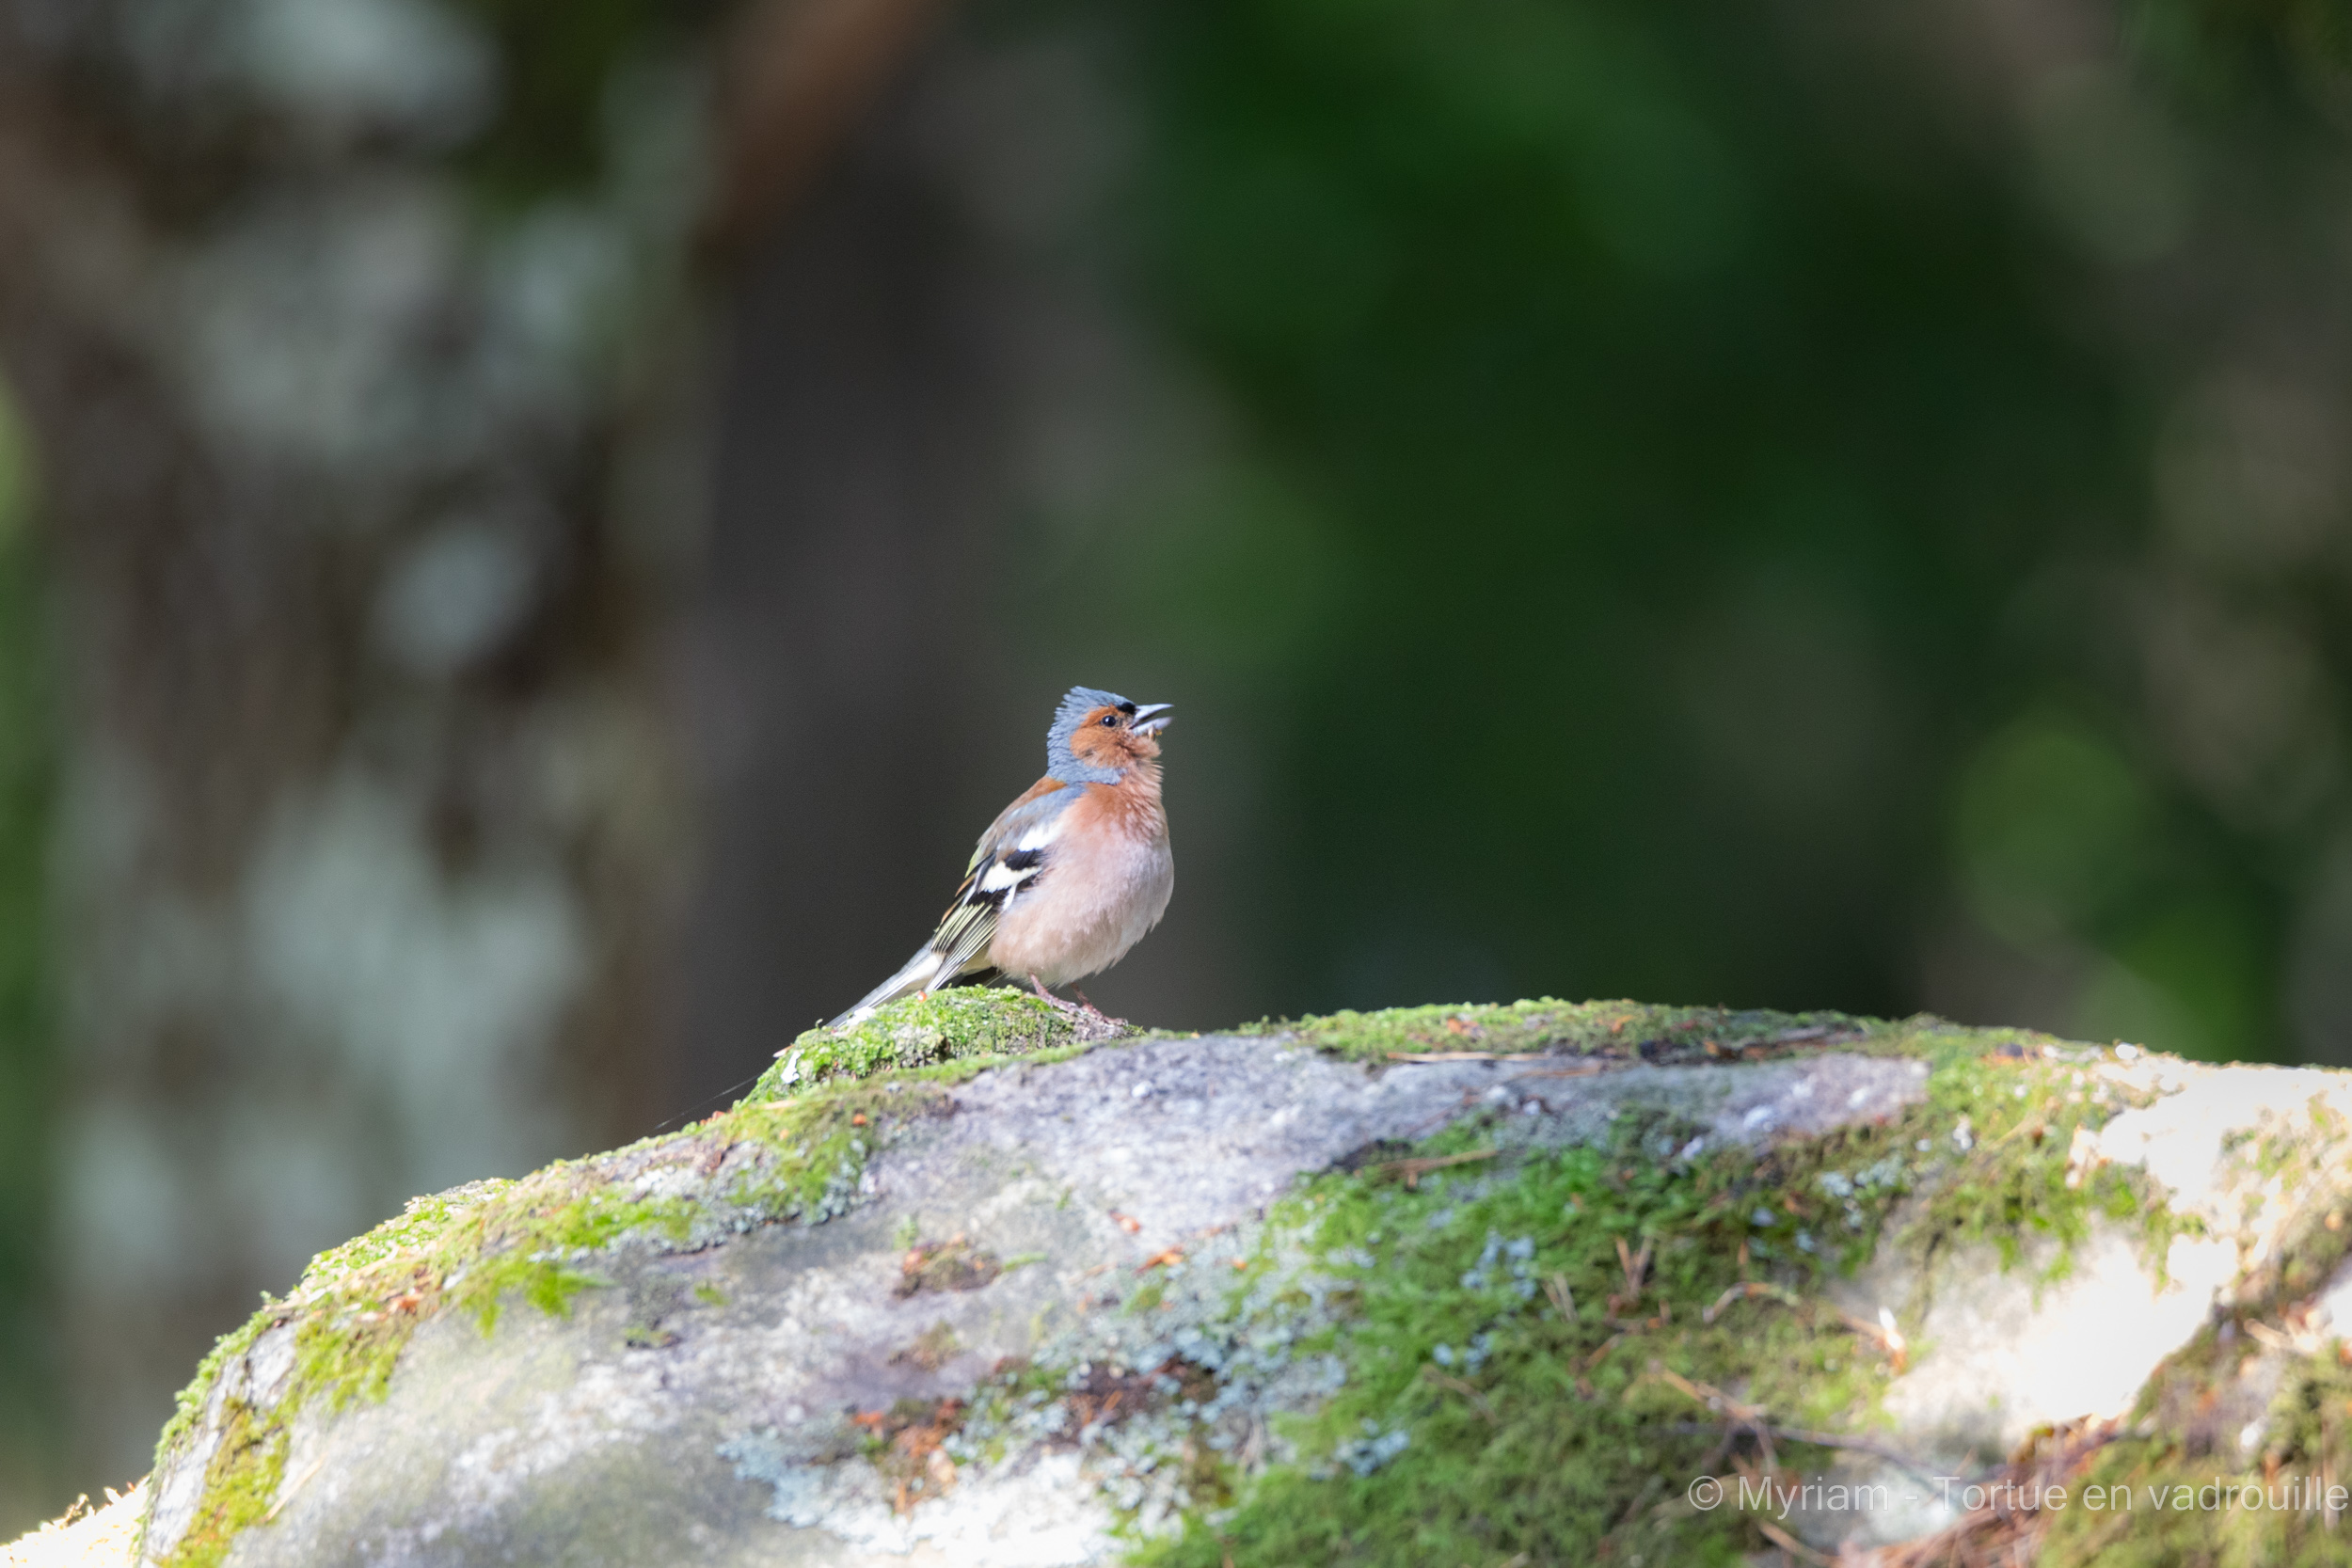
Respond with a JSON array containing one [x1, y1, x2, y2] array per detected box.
[[1615, 1235, 1652, 1298], [1698, 1424, 1737, 1480], [1701, 1281, 1909, 1370], [262, 1454, 326, 1525], [2244, 1320, 2294, 1352], [1657, 1421, 1945, 1484], [1768, 1430, 1951, 1488], [1862, 1419, 2128, 1567], [1991, 1115, 2046, 1148], [1507, 1059, 1622, 1081], [1702, 1280, 1803, 1323], [1367, 1148, 1499, 1189], [1756, 1518, 1835, 1566], [1649, 1361, 1766, 1423], [1422, 1366, 1499, 1424], [1543, 1274, 1575, 1321], [1610, 1472, 1667, 1534], [1836, 1307, 1910, 1371]]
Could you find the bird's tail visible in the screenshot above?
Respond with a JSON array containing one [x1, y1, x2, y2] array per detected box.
[[829, 944, 961, 1029]]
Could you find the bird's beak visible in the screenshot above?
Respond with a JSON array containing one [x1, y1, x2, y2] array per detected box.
[[1131, 703, 1173, 736]]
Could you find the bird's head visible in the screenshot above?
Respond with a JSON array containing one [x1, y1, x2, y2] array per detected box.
[[1048, 687, 1172, 783]]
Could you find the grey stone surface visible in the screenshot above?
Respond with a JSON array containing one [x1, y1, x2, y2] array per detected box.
[[145, 1034, 1932, 1567], [78, 1031, 2352, 1567]]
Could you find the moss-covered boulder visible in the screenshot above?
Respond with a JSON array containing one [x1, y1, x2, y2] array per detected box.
[[42, 994, 2352, 1566]]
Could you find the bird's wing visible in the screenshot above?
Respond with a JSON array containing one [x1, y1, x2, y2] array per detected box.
[[928, 780, 1074, 975], [831, 779, 1078, 1026], [967, 776, 1075, 871]]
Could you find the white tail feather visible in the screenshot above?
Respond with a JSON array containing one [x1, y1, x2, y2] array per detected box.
[[830, 945, 961, 1028]]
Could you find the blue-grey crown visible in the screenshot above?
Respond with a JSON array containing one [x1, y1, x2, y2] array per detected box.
[[1047, 686, 1134, 784]]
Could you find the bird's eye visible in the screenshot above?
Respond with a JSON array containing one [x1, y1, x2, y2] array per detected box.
[[1099, 713, 1120, 727]]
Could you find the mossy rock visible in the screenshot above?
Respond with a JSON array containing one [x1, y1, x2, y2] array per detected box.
[[77, 996, 2352, 1567], [749, 985, 1118, 1102]]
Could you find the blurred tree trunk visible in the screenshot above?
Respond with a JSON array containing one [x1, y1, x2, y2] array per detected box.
[[0, 417, 54, 1533], [0, 0, 758, 1489], [680, 13, 1265, 1107], [0, 0, 1198, 1504]]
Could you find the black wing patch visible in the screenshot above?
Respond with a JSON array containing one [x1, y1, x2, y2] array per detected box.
[[923, 843, 1049, 978]]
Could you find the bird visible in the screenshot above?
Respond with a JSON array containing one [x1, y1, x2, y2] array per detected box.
[[831, 686, 1174, 1028]]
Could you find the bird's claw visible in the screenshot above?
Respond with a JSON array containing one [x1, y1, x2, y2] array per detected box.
[[1028, 975, 1127, 1031], [1069, 986, 1126, 1028]]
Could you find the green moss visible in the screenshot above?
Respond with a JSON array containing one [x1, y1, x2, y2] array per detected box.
[[152, 1316, 271, 1475], [231, 1169, 701, 1435], [750, 987, 1108, 1101], [2040, 1346, 2352, 1567], [1899, 1043, 2188, 1283], [721, 1080, 937, 1220], [160, 1399, 288, 1568], [2215, 1100, 2352, 1311], [1126, 1101, 1927, 1566], [1249, 997, 1879, 1067], [1124, 1022, 2205, 1566]]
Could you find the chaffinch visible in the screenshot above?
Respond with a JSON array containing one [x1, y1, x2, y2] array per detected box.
[[832, 687, 1174, 1027]]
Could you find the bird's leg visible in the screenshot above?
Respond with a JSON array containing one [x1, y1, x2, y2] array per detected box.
[[1067, 986, 1127, 1028], [1073, 987, 1124, 1024], [1028, 975, 1129, 1033], [1026, 974, 1087, 1017]]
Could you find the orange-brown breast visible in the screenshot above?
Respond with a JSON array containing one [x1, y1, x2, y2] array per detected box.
[[987, 762, 1170, 986], [1071, 759, 1165, 843]]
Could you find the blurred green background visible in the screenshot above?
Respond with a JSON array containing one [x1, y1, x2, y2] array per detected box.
[[4, 0, 2350, 1531], [1044, 0, 2351, 1068]]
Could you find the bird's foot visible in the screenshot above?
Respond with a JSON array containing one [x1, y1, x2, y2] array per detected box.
[[1068, 986, 1127, 1028], [1026, 974, 1087, 1016], [1028, 975, 1129, 1035]]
